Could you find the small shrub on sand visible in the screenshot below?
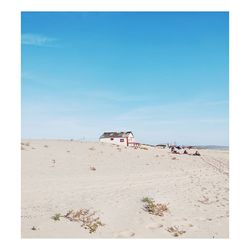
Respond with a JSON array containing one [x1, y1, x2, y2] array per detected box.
[[167, 226, 186, 237], [90, 166, 96, 171], [172, 157, 177, 160], [89, 147, 95, 151], [44, 145, 48, 148], [21, 146, 25, 150], [31, 226, 37, 231], [51, 213, 62, 221], [140, 147, 148, 150], [142, 197, 154, 203], [23, 142, 30, 146], [141, 197, 169, 216], [52, 209, 104, 233]]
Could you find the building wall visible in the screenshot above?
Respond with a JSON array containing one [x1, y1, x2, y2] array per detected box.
[[127, 133, 135, 143], [99, 137, 128, 146]]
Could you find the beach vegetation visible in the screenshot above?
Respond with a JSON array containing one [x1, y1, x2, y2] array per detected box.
[[51, 213, 62, 221], [52, 209, 104, 233], [141, 197, 169, 216], [167, 226, 186, 237]]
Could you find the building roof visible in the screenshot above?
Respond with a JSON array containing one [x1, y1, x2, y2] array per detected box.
[[100, 131, 133, 139]]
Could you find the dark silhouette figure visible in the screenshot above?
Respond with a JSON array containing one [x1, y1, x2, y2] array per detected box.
[[193, 151, 201, 156]]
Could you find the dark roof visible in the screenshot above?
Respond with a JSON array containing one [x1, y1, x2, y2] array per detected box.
[[100, 131, 133, 139]]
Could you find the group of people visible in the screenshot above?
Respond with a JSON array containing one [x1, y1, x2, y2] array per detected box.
[[169, 145, 201, 156]]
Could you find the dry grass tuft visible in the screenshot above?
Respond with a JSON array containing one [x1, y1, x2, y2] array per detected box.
[[172, 157, 177, 160], [90, 166, 96, 171], [140, 147, 148, 150], [52, 209, 104, 233], [141, 197, 169, 216], [44, 145, 48, 148], [89, 147, 95, 151], [21, 146, 25, 150], [167, 226, 186, 237]]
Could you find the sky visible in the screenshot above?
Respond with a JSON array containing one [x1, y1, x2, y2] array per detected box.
[[21, 12, 229, 145]]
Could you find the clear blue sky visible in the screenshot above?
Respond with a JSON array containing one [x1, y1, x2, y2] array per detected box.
[[21, 12, 229, 145]]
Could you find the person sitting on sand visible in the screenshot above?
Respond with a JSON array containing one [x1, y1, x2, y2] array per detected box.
[[193, 151, 201, 156], [172, 149, 180, 154]]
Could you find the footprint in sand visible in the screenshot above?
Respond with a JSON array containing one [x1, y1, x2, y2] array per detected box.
[[146, 223, 163, 230], [114, 230, 135, 238]]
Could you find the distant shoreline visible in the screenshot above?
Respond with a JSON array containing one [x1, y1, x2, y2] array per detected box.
[[194, 145, 229, 150]]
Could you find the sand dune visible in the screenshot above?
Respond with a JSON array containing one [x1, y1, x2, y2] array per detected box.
[[21, 140, 229, 238]]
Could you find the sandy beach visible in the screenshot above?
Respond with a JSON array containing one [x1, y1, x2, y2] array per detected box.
[[21, 140, 229, 238]]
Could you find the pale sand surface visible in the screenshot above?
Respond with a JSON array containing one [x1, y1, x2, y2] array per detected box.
[[21, 140, 229, 238]]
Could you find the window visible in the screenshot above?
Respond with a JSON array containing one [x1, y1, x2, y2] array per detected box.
[[110, 138, 114, 141], [120, 139, 124, 142]]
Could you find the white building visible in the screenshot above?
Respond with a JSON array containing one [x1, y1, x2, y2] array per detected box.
[[99, 131, 139, 147]]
